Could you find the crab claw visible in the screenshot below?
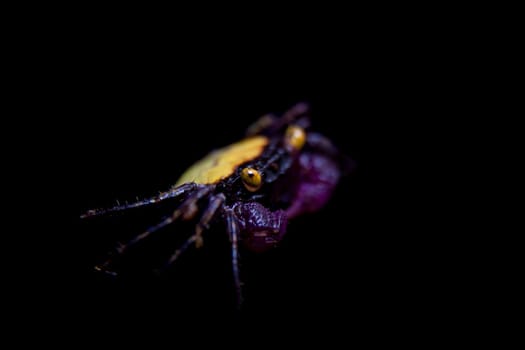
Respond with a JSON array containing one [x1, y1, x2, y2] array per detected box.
[[233, 202, 287, 252]]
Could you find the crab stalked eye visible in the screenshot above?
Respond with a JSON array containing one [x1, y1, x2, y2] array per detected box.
[[284, 125, 306, 151], [241, 167, 262, 192]]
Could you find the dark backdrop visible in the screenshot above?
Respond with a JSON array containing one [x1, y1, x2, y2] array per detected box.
[[7, 8, 474, 344], [65, 42, 442, 332]]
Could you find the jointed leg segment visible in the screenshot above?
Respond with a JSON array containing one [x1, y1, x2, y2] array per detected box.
[[80, 183, 199, 219], [164, 193, 225, 267], [93, 184, 215, 273], [225, 207, 242, 307]]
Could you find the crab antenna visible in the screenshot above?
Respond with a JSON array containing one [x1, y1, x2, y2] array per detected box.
[[80, 183, 199, 219]]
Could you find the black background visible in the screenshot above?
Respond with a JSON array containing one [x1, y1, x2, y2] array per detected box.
[[44, 27, 455, 336], [72, 78, 429, 324], [5, 7, 489, 343]]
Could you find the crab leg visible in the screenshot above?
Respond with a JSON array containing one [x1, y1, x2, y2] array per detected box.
[[193, 194, 225, 248], [224, 207, 243, 308], [95, 185, 214, 273], [164, 193, 225, 266], [81, 183, 199, 219], [245, 102, 310, 136]]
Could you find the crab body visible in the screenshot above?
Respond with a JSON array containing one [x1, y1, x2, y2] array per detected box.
[[81, 102, 348, 306]]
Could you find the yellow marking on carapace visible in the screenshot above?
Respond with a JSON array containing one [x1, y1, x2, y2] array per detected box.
[[175, 136, 269, 186]]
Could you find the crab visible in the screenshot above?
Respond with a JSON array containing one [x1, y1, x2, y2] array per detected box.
[[81, 102, 350, 305]]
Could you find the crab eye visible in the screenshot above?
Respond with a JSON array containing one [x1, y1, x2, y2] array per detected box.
[[241, 167, 262, 192], [285, 125, 306, 151]]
